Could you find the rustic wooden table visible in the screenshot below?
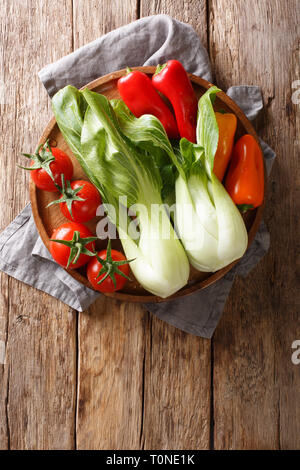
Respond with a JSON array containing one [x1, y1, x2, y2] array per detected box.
[[0, 0, 299, 450]]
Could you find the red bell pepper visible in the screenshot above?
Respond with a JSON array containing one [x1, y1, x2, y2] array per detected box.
[[117, 68, 179, 139], [225, 134, 264, 210], [152, 60, 198, 142]]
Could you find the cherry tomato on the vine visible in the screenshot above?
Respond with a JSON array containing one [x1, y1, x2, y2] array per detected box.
[[22, 142, 73, 192], [87, 241, 132, 293], [49, 222, 97, 269], [31, 147, 73, 192], [59, 180, 101, 223]]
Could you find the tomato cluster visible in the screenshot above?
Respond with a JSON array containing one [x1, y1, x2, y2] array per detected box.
[[22, 142, 132, 293]]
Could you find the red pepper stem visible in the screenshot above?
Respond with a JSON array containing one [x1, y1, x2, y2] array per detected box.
[[126, 67, 132, 74], [154, 63, 167, 75], [237, 204, 254, 213]]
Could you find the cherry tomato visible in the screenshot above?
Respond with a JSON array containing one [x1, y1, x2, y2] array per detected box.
[[87, 246, 131, 293], [49, 222, 96, 269], [31, 147, 73, 192], [60, 180, 101, 223]]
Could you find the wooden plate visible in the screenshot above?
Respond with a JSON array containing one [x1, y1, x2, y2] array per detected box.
[[30, 66, 265, 303]]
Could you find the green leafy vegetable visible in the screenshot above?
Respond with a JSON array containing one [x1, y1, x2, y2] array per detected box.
[[82, 90, 162, 208], [51, 85, 100, 190], [174, 86, 248, 271], [81, 89, 189, 298], [111, 98, 182, 198], [52, 86, 189, 298], [196, 86, 220, 177], [51, 83, 248, 293]]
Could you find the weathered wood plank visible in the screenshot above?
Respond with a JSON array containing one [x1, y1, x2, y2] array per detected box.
[[139, 0, 211, 450], [76, 298, 147, 449], [0, 0, 76, 449], [141, 317, 211, 450], [210, 0, 300, 449], [72, 0, 138, 45], [0, 275, 9, 449], [1, 0, 298, 451], [140, 0, 208, 48], [72, 0, 148, 450]]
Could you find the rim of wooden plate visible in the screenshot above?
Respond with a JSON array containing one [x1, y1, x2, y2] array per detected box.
[[30, 66, 265, 304]]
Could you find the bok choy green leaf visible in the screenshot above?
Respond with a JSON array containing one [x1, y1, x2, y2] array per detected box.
[[51, 85, 100, 191], [111, 98, 180, 201]]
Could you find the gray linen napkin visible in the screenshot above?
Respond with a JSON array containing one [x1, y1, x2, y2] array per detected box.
[[0, 15, 275, 337]]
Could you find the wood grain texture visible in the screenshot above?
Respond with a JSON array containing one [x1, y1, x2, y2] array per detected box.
[[72, 0, 148, 450], [210, 0, 300, 450], [76, 298, 146, 450], [0, 0, 76, 449], [139, 0, 212, 450], [0, 0, 299, 451], [141, 317, 211, 449], [140, 0, 208, 48], [72, 0, 138, 45]]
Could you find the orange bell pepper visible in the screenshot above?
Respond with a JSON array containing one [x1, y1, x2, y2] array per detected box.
[[213, 112, 237, 181], [225, 134, 264, 210]]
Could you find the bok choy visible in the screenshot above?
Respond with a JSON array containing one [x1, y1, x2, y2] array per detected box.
[[52, 86, 189, 298], [109, 88, 248, 272], [173, 87, 248, 271]]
